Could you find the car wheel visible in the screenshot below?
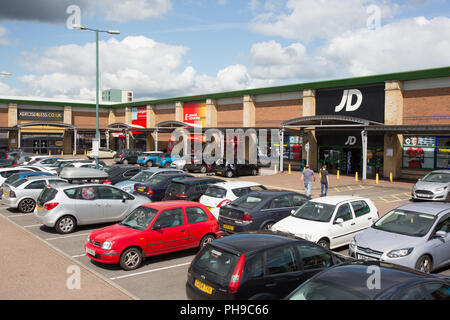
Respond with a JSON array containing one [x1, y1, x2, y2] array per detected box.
[[164, 162, 171, 168], [263, 222, 274, 231], [55, 216, 76, 234], [120, 247, 143, 271], [199, 234, 215, 249], [415, 255, 433, 273], [18, 198, 36, 213], [251, 168, 258, 176], [123, 160, 129, 165], [146, 160, 153, 167], [226, 170, 233, 178], [317, 238, 330, 249], [200, 165, 207, 174]]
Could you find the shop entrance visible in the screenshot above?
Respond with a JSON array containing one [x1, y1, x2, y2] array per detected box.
[[22, 134, 64, 155]]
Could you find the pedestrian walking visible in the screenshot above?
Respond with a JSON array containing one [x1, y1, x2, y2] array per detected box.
[[320, 164, 329, 197], [301, 164, 315, 198]]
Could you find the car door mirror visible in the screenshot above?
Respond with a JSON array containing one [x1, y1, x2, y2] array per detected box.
[[122, 196, 127, 203], [334, 218, 344, 225], [291, 209, 296, 214], [435, 230, 447, 238], [152, 223, 161, 230]]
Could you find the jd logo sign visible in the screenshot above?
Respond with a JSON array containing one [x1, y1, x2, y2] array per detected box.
[[345, 136, 357, 145], [335, 89, 363, 112]]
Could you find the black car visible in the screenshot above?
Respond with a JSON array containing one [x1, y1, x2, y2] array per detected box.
[[218, 190, 308, 233], [186, 231, 348, 300], [134, 172, 193, 201], [113, 149, 142, 164], [163, 177, 224, 201], [215, 161, 259, 178], [0, 159, 16, 168], [102, 165, 144, 184], [286, 261, 450, 300], [185, 161, 217, 174]]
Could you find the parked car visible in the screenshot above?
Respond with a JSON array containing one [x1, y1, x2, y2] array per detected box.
[[34, 184, 150, 234], [87, 147, 117, 159], [1, 171, 54, 199], [163, 177, 224, 202], [54, 160, 106, 176], [349, 202, 450, 273], [42, 158, 92, 174], [113, 149, 142, 164], [271, 196, 379, 249], [214, 161, 259, 178], [2, 175, 67, 213], [101, 165, 144, 185], [185, 161, 218, 174], [85, 201, 222, 271], [137, 151, 164, 167], [286, 261, 450, 300], [133, 172, 193, 201], [170, 158, 187, 170], [218, 190, 308, 233], [0, 159, 17, 168], [155, 153, 179, 168], [59, 167, 111, 184], [0, 167, 36, 185], [186, 231, 348, 300], [30, 157, 63, 167], [200, 181, 267, 219], [114, 168, 184, 193], [411, 170, 450, 201], [21, 155, 51, 165], [15, 153, 37, 165]]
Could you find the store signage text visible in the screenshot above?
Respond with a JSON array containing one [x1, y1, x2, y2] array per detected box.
[[335, 89, 363, 112], [18, 109, 63, 121]]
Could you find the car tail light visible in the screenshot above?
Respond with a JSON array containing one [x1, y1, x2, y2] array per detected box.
[[120, 153, 124, 158], [217, 199, 232, 207], [102, 179, 111, 184], [44, 202, 59, 210], [13, 162, 17, 166], [9, 190, 16, 198], [243, 213, 253, 222], [147, 189, 153, 195], [228, 254, 246, 293], [176, 193, 187, 198], [162, 158, 166, 161]]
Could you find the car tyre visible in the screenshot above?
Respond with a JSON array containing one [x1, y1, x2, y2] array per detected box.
[[146, 160, 153, 167], [317, 238, 330, 249], [225, 170, 233, 178], [199, 234, 215, 249], [251, 168, 258, 176], [200, 165, 207, 174], [55, 216, 77, 234], [18, 198, 36, 213], [120, 247, 143, 271], [263, 222, 274, 231], [415, 255, 433, 273], [123, 160, 129, 165]]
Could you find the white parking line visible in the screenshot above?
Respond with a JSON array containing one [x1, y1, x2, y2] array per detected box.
[[110, 262, 191, 281], [7, 213, 35, 217], [45, 232, 90, 241], [24, 224, 43, 228], [72, 253, 86, 258]]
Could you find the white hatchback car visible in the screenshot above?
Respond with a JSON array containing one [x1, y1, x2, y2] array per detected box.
[[271, 196, 379, 249], [199, 181, 267, 219]]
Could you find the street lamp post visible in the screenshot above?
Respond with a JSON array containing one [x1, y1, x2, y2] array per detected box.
[[73, 25, 120, 168]]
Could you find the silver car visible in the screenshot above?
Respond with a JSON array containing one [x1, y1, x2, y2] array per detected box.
[[412, 170, 450, 201], [349, 202, 450, 273], [2, 176, 67, 213], [34, 184, 150, 234]]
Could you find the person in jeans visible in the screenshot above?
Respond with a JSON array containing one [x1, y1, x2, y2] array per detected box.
[[301, 165, 315, 198], [320, 164, 329, 197]]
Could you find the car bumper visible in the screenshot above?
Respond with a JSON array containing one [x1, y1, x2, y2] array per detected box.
[[1, 196, 19, 208], [411, 189, 448, 201], [218, 218, 253, 234], [34, 210, 58, 227], [349, 246, 416, 269], [85, 242, 121, 264]]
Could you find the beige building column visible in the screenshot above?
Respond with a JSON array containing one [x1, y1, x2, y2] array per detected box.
[[146, 105, 156, 151], [206, 99, 217, 127], [383, 80, 404, 179], [302, 89, 318, 171], [63, 106, 72, 154], [175, 102, 183, 122], [8, 103, 18, 149]]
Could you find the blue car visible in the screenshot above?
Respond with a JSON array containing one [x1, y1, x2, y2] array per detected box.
[[137, 151, 164, 167], [155, 153, 179, 168], [114, 168, 185, 193]]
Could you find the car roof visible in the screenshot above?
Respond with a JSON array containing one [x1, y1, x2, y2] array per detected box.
[[395, 202, 450, 216], [142, 200, 202, 210], [59, 167, 109, 179], [23, 175, 64, 182], [302, 261, 440, 299], [309, 195, 370, 205], [247, 189, 299, 196], [174, 177, 223, 184], [210, 181, 263, 189], [427, 170, 450, 174], [211, 232, 301, 256]]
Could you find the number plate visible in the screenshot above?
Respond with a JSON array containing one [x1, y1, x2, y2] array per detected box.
[[357, 254, 377, 261], [222, 224, 234, 231], [216, 171, 222, 174], [194, 279, 213, 294], [86, 248, 96, 256], [36, 205, 43, 210], [137, 188, 145, 192]]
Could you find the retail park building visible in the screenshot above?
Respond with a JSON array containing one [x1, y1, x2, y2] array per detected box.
[[1, 66, 449, 180]]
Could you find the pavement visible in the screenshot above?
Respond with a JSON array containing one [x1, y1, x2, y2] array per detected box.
[[0, 157, 421, 299]]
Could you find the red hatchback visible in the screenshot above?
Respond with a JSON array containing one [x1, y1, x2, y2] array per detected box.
[[85, 201, 223, 270]]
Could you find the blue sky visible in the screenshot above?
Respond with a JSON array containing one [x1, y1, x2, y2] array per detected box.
[[0, 0, 448, 101]]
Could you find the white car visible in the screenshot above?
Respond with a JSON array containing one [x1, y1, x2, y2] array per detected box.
[[87, 147, 117, 159], [199, 181, 267, 219], [271, 196, 379, 250], [170, 159, 187, 170], [0, 167, 35, 186]]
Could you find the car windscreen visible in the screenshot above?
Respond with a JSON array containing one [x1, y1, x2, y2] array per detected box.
[[421, 172, 450, 183], [130, 171, 153, 182], [191, 245, 239, 285], [37, 187, 58, 205], [119, 206, 158, 231], [230, 194, 263, 209], [145, 175, 167, 185], [288, 279, 368, 300], [204, 186, 227, 198], [11, 178, 28, 188], [372, 209, 436, 237], [292, 201, 336, 222]]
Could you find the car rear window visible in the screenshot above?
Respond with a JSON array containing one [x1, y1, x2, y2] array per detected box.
[[231, 194, 263, 209], [166, 182, 186, 194], [204, 186, 227, 198], [11, 178, 27, 188], [37, 187, 58, 205], [192, 245, 239, 284]]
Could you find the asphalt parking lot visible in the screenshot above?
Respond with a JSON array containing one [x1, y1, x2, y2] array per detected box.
[[1, 170, 449, 300]]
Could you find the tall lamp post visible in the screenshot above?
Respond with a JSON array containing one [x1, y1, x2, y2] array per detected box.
[[73, 25, 120, 168]]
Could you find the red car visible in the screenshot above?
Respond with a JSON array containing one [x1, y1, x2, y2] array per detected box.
[[85, 201, 223, 270]]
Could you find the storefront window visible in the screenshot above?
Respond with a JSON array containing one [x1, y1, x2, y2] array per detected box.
[[402, 136, 450, 170], [436, 136, 450, 169], [283, 135, 302, 161]]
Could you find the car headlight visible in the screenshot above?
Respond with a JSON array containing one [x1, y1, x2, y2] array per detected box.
[[101, 241, 113, 250], [435, 186, 447, 192], [349, 238, 357, 250], [387, 248, 413, 258], [297, 234, 312, 241], [87, 236, 91, 243]]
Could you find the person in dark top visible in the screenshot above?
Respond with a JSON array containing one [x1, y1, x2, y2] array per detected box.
[[320, 164, 329, 197]]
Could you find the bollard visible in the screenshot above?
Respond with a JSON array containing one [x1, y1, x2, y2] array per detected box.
[[337, 170, 340, 180], [73, 151, 76, 157], [319, 171, 322, 180], [61, 150, 64, 156], [376, 173, 379, 184], [390, 172, 393, 183], [49, 151, 51, 156], [36, 151, 38, 155], [288, 164, 291, 175], [274, 164, 278, 174], [355, 172, 358, 182]]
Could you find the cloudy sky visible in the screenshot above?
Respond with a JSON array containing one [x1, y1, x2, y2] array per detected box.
[[0, 0, 448, 101]]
